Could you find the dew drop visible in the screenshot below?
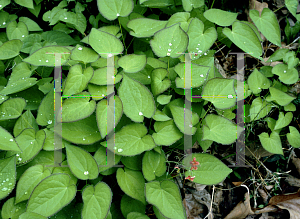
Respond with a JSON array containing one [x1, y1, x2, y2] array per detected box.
[[64, 17, 67, 19], [6, 178, 9, 182], [118, 148, 123, 152], [84, 171, 89, 175], [0, 5, 2, 7], [200, 74, 203, 77], [102, 94, 105, 97], [30, 141, 33, 144], [3, 22, 5, 25], [139, 112, 143, 115], [169, 43, 172, 46], [204, 53, 207, 55], [39, 60, 41, 62], [189, 125, 192, 127], [167, 53, 170, 56], [148, 76, 150, 78], [25, 192, 28, 194], [16, 154, 19, 157], [168, 49, 171, 52], [1, 187, 7, 192], [83, 138, 85, 141], [18, 158, 22, 161], [78, 47, 82, 50], [47, 120, 52, 124], [8, 183, 12, 185], [284, 70, 286, 73], [196, 48, 199, 50], [270, 60, 272, 62], [46, 60, 49, 62], [258, 87, 261, 89], [199, 50, 202, 53], [9, 139, 13, 142]]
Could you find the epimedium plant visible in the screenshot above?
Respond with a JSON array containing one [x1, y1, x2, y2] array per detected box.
[[0, 0, 299, 218]]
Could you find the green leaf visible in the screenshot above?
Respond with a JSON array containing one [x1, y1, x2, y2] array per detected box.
[[147, 57, 167, 69], [96, 95, 123, 138], [62, 93, 96, 123], [150, 23, 188, 58], [6, 129, 45, 165], [97, 0, 134, 21], [88, 28, 124, 58], [287, 126, 300, 148], [26, 173, 76, 217], [269, 87, 296, 106], [0, 97, 26, 121], [204, 9, 238, 26], [0, 0, 11, 11], [187, 17, 217, 60], [140, 0, 173, 8], [196, 126, 213, 152], [94, 146, 122, 172], [6, 21, 28, 41], [151, 68, 171, 96], [121, 195, 146, 218], [13, 110, 39, 137], [2, 197, 27, 218], [182, 153, 232, 185], [20, 34, 42, 54], [0, 126, 21, 152], [0, 62, 37, 95], [118, 54, 146, 73], [65, 144, 98, 180], [101, 123, 156, 156], [14, 0, 33, 9], [23, 46, 71, 66], [121, 153, 143, 170], [52, 160, 78, 186], [142, 149, 166, 181], [169, 105, 199, 135], [127, 18, 167, 38], [19, 17, 42, 31], [274, 112, 293, 130], [182, 0, 204, 12], [284, 102, 296, 111], [63, 65, 94, 96], [15, 164, 51, 204], [157, 95, 172, 105], [152, 109, 171, 121], [89, 67, 121, 85], [202, 114, 238, 145], [174, 62, 210, 88], [285, 0, 300, 19], [258, 132, 283, 155], [152, 120, 183, 145], [223, 21, 262, 58], [36, 89, 54, 126], [0, 39, 23, 60], [201, 78, 236, 109], [249, 97, 272, 121], [119, 74, 155, 122], [56, 114, 102, 145], [267, 48, 289, 62], [265, 117, 276, 131], [19, 212, 47, 219], [71, 44, 99, 64], [166, 12, 191, 32], [249, 8, 281, 46], [41, 31, 77, 46], [247, 68, 270, 94], [272, 64, 298, 85], [0, 156, 16, 200], [145, 180, 186, 219], [116, 167, 146, 205], [82, 182, 112, 219]]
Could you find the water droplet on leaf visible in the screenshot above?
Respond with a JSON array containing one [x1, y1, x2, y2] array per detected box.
[[78, 47, 82, 50], [139, 112, 143, 115], [84, 171, 89, 175]]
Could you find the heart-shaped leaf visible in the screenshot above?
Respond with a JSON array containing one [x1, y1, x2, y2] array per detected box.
[[127, 18, 167, 38], [269, 87, 296, 106], [152, 120, 183, 145], [0, 156, 16, 200], [271, 64, 298, 85], [204, 8, 238, 26], [274, 112, 293, 130], [142, 149, 166, 181], [247, 68, 270, 94], [250, 97, 272, 121], [118, 54, 147, 73], [151, 68, 171, 96], [258, 132, 283, 155], [287, 126, 300, 148], [97, 0, 134, 21], [0, 39, 23, 60]]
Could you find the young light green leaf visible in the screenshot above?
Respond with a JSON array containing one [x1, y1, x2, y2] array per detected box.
[[116, 167, 146, 205], [258, 132, 283, 155], [201, 78, 236, 109], [42, 128, 66, 151], [0, 97, 26, 121], [182, 153, 232, 185], [0, 156, 16, 200], [55, 114, 102, 145], [19, 17, 42, 31], [147, 57, 167, 69], [26, 173, 76, 217], [274, 112, 293, 130], [150, 23, 188, 58], [182, 0, 204, 12], [6, 21, 29, 41], [82, 182, 112, 219], [223, 21, 262, 58], [1, 197, 27, 219], [96, 95, 123, 138], [145, 180, 186, 219], [174, 63, 210, 88], [285, 0, 300, 19], [152, 120, 183, 146], [100, 123, 156, 156], [65, 144, 99, 180], [15, 164, 51, 204], [0, 39, 23, 60], [187, 17, 217, 60], [152, 109, 171, 121], [36, 89, 54, 126], [249, 97, 272, 121], [196, 126, 213, 152], [88, 28, 123, 58], [0, 126, 21, 152], [6, 129, 45, 165], [19, 212, 47, 219], [202, 114, 238, 145], [284, 103, 296, 111], [62, 93, 96, 123], [169, 105, 199, 135], [151, 68, 171, 96], [142, 149, 166, 181], [119, 74, 155, 122], [271, 64, 298, 85], [157, 95, 172, 105], [247, 68, 270, 94], [204, 9, 238, 26], [13, 110, 39, 137], [269, 87, 296, 106], [118, 54, 147, 73], [127, 18, 167, 38], [70, 44, 99, 64], [287, 126, 300, 148], [23, 46, 71, 66], [97, 0, 134, 21], [166, 12, 191, 32], [14, 0, 34, 9]]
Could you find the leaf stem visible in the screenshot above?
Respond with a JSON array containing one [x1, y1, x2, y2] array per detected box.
[[118, 17, 127, 55]]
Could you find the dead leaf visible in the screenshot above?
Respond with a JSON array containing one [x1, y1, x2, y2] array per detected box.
[[285, 174, 300, 187], [224, 192, 255, 219], [268, 191, 300, 206], [232, 182, 244, 187], [258, 187, 269, 204], [291, 154, 300, 175]]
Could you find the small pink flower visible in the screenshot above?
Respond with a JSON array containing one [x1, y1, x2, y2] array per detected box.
[[185, 175, 195, 181], [190, 157, 200, 170]]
